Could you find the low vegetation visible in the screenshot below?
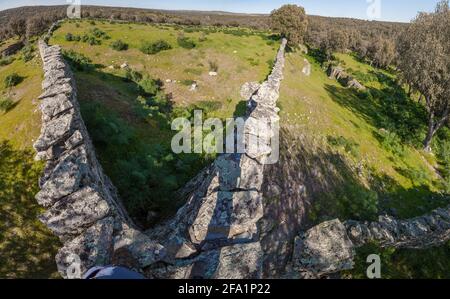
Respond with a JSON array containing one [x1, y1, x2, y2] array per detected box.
[[140, 40, 172, 55], [110, 39, 128, 51], [0, 48, 60, 278]]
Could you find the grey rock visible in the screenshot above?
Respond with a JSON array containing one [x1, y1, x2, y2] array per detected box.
[[39, 187, 110, 238], [214, 154, 264, 191], [240, 81, 261, 99], [35, 146, 88, 207], [56, 217, 114, 278], [293, 219, 355, 276], [188, 190, 263, 245], [34, 112, 75, 152], [40, 94, 74, 121], [114, 223, 166, 268]]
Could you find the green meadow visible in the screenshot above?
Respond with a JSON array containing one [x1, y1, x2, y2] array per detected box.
[[278, 48, 450, 278], [0, 43, 60, 278]]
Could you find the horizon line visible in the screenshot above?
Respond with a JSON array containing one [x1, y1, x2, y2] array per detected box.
[[0, 4, 409, 24]]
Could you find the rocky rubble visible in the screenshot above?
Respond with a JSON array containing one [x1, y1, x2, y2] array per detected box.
[[34, 38, 165, 278], [327, 65, 365, 90], [292, 205, 450, 277]]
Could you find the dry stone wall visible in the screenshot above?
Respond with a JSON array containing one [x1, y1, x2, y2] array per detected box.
[[293, 205, 450, 277], [34, 37, 166, 278]]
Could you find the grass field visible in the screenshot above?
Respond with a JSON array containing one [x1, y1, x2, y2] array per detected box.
[[0, 44, 61, 278], [279, 50, 448, 221], [278, 48, 450, 278], [50, 20, 278, 118]]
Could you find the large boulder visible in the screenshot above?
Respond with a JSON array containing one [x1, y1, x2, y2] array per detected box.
[[293, 219, 355, 276]]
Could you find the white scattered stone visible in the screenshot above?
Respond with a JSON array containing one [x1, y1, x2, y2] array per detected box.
[[189, 83, 197, 91], [208, 71, 218, 76]]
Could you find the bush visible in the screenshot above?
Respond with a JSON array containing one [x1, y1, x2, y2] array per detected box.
[[378, 129, 406, 157], [177, 36, 196, 49], [65, 33, 74, 41], [4, 73, 23, 87], [140, 40, 172, 55], [21, 45, 34, 62], [139, 77, 162, 95], [91, 28, 109, 39], [62, 50, 92, 71], [336, 185, 379, 220], [0, 97, 14, 112], [110, 39, 128, 51], [125, 69, 143, 82], [0, 56, 14, 67]]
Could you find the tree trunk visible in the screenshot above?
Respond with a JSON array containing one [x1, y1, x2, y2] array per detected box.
[[423, 105, 450, 152], [423, 117, 435, 152], [407, 84, 412, 98], [418, 94, 424, 104]]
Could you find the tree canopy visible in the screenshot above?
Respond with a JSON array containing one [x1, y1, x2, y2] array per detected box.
[[270, 4, 308, 46], [397, 0, 450, 151]]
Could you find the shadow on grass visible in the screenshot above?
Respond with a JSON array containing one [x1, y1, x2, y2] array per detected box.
[[260, 127, 449, 277], [0, 140, 61, 278], [324, 72, 427, 147], [73, 67, 213, 229]]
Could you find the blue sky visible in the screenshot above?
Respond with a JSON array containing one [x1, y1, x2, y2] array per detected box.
[[0, 0, 442, 22]]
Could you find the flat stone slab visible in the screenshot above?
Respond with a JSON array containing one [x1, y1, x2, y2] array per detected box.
[[36, 146, 89, 207], [39, 187, 110, 238], [56, 217, 115, 278], [293, 219, 355, 275], [188, 190, 263, 245]]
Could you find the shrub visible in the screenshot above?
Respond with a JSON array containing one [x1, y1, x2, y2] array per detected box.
[[110, 39, 128, 51], [21, 45, 34, 62], [65, 33, 74, 41], [0, 96, 14, 112], [139, 77, 162, 95], [208, 61, 219, 72], [0, 56, 14, 67], [125, 69, 143, 82], [140, 40, 172, 55], [91, 28, 109, 39], [247, 57, 260, 66], [62, 50, 92, 71], [87, 36, 101, 45], [336, 185, 379, 220], [4, 73, 23, 87], [378, 129, 405, 157], [177, 36, 196, 49]]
